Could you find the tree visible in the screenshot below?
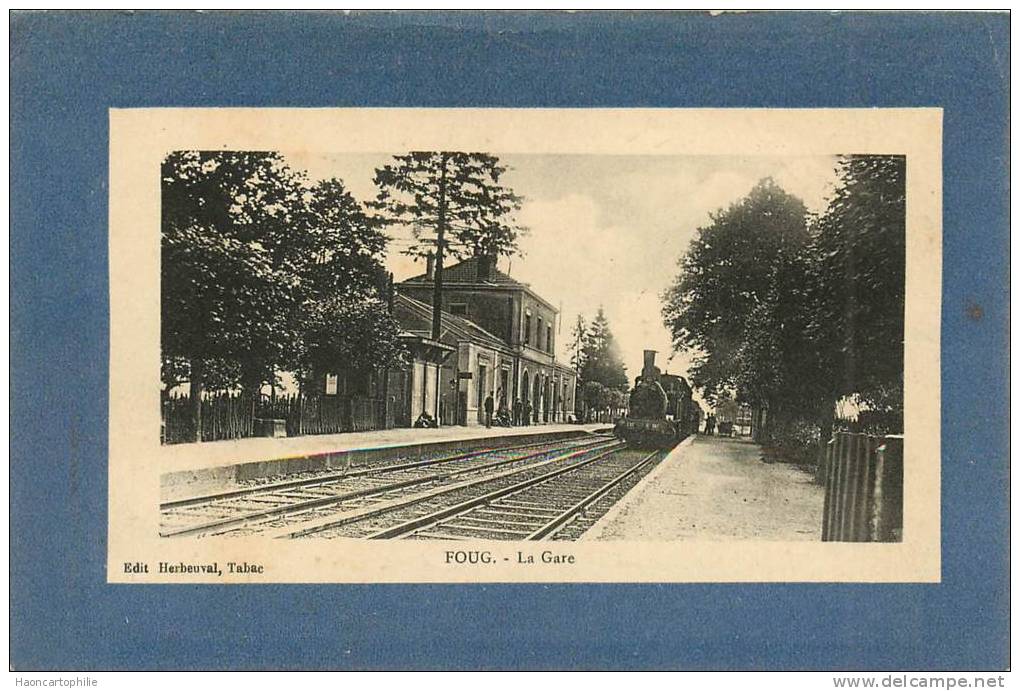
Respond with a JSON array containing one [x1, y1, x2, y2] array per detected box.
[[292, 178, 404, 382], [809, 155, 906, 411], [301, 178, 390, 299], [582, 381, 610, 422], [162, 151, 310, 440], [566, 314, 589, 417], [579, 307, 629, 391], [661, 178, 817, 440], [568, 315, 588, 374], [162, 153, 406, 442], [372, 152, 527, 340], [296, 289, 406, 380], [372, 151, 526, 261], [662, 164, 907, 459]]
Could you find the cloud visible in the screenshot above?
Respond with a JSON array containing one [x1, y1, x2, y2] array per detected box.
[[510, 192, 683, 378], [503, 154, 840, 381]]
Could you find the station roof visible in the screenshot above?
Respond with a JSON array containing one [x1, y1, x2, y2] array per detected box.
[[393, 293, 511, 353], [401, 256, 558, 313], [403, 255, 526, 288]]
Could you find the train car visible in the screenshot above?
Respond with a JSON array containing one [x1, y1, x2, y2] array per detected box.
[[660, 371, 699, 437], [614, 350, 684, 448], [657, 363, 706, 440]]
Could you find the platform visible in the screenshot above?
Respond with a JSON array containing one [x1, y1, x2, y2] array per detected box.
[[585, 434, 825, 541], [160, 422, 609, 501]]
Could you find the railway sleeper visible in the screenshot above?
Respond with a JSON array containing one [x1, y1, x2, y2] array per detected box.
[[527, 485, 597, 496], [473, 508, 557, 520], [233, 498, 293, 507], [451, 515, 545, 530], [425, 523, 530, 539], [495, 500, 561, 512]]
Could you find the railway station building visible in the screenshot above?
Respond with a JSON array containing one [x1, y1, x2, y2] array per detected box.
[[394, 255, 577, 427]]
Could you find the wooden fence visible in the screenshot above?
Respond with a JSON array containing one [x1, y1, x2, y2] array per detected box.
[[162, 392, 386, 445], [162, 392, 254, 444], [821, 432, 904, 542]]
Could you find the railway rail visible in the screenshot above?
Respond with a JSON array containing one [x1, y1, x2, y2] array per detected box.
[[373, 447, 662, 541], [291, 445, 662, 541], [159, 435, 616, 538]]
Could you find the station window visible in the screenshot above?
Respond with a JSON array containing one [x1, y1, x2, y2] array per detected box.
[[537, 317, 543, 350], [546, 324, 553, 353], [524, 313, 531, 345]]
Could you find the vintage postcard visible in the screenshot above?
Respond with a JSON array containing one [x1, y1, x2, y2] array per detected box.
[[108, 107, 941, 583]]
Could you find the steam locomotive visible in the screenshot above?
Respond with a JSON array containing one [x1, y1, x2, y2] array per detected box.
[[614, 350, 703, 448]]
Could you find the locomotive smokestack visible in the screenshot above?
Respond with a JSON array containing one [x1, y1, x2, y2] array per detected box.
[[643, 349, 657, 372]]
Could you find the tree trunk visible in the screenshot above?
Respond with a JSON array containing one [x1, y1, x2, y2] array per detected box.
[[189, 356, 204, 443], [431, 153, 449, 341], [297, 377, 305, 436], [247, 384, 258, 437], [760, 403, 774, 444], [239, 365, 263, 438]]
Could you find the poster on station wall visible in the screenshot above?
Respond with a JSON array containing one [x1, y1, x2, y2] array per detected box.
[[10, 11, 1008, 672]]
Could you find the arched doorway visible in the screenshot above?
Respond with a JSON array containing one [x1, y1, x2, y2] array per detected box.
[[521, 370, 530, 425], [533, 374, 542, 423]]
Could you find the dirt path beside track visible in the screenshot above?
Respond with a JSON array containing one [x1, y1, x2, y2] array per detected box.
[[590, 435, 824, 541]]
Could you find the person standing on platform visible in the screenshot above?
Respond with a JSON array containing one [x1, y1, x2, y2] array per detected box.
[[484, 392, 494, 428], [524, 400, 533, 426], [513, 398, 523, 426]]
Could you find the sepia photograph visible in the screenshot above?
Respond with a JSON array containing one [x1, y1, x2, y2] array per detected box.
[[156, 149, 905, 545], [106, 108, 941, 583]]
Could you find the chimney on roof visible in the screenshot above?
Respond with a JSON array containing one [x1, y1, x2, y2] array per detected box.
[[425, 252, 435, 281], [506, 296, 514, 344], [477, 253, 494, 281]]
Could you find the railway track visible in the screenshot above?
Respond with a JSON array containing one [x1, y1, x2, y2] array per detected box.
[[291, 446, 662, 541], [372, 447, 661, 540], [159, 435, 616, 538]]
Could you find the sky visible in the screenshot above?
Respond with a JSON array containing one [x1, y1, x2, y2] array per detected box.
[[288, 150, 841, 396]]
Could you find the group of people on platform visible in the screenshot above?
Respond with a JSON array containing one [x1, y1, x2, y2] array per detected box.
[[483, 390, 537, 428], [703, 415, 735, 436], [704, 414, 717, 435]]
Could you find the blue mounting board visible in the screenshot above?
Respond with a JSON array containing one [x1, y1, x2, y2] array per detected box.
[[10, 11, 1009, 670]]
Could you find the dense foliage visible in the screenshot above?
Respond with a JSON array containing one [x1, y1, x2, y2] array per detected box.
[[568, 307, 630, 420], [161, 151, 405, 441], [662, 179, 816, 419], [809, 155, 906, 410], [662, 158, 906, 455], [371, 151, 526, 260], [162, 151, 308, 393]]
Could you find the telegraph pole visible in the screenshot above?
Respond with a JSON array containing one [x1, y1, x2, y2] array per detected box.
[[432, 152, 449, 341]]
